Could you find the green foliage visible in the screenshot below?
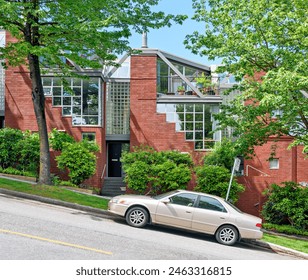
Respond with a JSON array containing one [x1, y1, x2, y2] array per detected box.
[[195, 165, 245, 202], [121, 146, 193, 195], [0, 128, 23, 168], [186, 0, 308, 155], [49, 128, 75, 151], [0, 128, 39, 175], [263, 223, 308, 237], [262, 182, 308, 230], [0, 166, 36, 177], [56, 141, 99, 185], [15, 131, 40, 174], [203, 138, 237, 170]]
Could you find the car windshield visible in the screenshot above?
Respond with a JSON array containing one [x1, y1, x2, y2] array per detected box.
[[224, 200, 243, 213], [153, 190, 179, 200]]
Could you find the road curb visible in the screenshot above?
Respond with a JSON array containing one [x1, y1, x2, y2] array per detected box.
[[243, 239, 308, 260]]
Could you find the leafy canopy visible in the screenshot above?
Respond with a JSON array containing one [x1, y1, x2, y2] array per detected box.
[[185, 0, 308, 156], [0, 0, 187, 71]]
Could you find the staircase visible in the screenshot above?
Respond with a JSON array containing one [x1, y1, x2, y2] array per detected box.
[[101, 177, 126, 196]]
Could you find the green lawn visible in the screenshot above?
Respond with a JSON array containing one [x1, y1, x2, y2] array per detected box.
[[262, 233, 308, 254], [0, 178, 109, 210]]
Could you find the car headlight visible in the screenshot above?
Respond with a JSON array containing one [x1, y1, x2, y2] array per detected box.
[[110, 198, 127, 204]]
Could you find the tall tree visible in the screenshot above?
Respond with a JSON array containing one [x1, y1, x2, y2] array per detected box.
[[185, 0, 308, 156], [0, 0, 186, 185]]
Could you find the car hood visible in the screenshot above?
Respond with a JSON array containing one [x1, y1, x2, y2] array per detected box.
[[113, 194, 155, 201]]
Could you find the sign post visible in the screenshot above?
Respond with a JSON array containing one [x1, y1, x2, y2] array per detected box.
[[226, 157, 241, 201]]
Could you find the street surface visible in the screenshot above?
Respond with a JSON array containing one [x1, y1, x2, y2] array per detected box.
[[0, 193, 299, 260]]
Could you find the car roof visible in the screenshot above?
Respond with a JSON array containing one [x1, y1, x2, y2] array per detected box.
[[176, 189, 224, 201]]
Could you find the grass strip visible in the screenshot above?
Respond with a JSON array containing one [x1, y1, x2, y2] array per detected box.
[[0, 178, 109, 210], [262, 233, 308, 254]]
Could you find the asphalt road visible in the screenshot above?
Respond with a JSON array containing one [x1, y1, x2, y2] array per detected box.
[[0, 193, 300, 260]]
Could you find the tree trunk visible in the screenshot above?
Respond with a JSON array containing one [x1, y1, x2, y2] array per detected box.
[[28, 54, 52, 185]]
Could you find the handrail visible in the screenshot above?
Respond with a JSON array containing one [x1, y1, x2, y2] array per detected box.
[[246, 165, 269, 177], [101, 164, 106, 179]]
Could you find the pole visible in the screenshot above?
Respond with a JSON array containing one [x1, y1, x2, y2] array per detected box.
[[226, 157, 240, 201]]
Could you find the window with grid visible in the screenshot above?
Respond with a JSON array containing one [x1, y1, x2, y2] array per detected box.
[[106, 82, 130, 135], [42, 77, 101, 126], [157, 103, 220, 150]]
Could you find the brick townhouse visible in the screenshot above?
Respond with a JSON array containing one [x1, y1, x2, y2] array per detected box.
[[1, 30, 307, 217]]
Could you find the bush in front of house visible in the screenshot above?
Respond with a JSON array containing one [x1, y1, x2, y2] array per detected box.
[[203, 138, 237, 171], [121, 146, 193, 195], [56, 140, 99, 186], [262, 181, 308, 230], [15, 130, 40, 174], [194, 165, 245, 203], [49, 128, 75, 151], [0, 128, 23, 169], [0, 128, 39, 176]]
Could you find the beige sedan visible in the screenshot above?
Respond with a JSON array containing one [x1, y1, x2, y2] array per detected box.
[[108, 190, 263, 246]]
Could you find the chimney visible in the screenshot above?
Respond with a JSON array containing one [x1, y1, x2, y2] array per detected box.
[[141, 32, 148, 48]]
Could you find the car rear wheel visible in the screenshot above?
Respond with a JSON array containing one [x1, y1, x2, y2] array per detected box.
[[215, 225, 238, 246], [125, 207, 149, 228]]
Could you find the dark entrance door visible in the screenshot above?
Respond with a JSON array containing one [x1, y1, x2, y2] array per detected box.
[[108, 143, 123, 177]]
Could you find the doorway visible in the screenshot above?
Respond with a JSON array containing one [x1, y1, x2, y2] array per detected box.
[[107, 142, 129, 177]]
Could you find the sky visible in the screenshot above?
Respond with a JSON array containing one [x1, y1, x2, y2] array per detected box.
[[128, 0, 221, 66]]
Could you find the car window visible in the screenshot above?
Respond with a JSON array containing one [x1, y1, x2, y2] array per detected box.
[[197, 196, 227, 212], [169, 193, 198, 207]]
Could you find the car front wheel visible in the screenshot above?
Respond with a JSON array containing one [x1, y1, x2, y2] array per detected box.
[[215, 225, 238, 246], [125, 207, 149, 228]]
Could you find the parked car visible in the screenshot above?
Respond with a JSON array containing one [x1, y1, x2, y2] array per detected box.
[[108, 190, 263, 246]]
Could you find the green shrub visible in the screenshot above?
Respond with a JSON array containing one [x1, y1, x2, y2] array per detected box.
[[203, 138, 237, 171], [49, 128, 75, 151], [194, 165, 245, 202], [0, 128, 23, 168], [121, 146, 193, 195], [56, 140, 99, 185], [15, 131, 40, 174], [262, 223, 308, 237], [262, 182, 308, 230]]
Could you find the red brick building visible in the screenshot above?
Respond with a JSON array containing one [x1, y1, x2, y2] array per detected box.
[[2, 31, 308, 216]]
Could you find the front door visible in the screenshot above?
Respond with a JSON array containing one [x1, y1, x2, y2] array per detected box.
[[108, 143, 123, 177]]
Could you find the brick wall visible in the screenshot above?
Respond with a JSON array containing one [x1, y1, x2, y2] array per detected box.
[[130, 54, 201, 154]]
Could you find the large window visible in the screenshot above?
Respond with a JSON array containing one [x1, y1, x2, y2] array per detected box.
[[42, 77, 101, 126], [156, 58, 211, 96], [157, 103, 220, 150]]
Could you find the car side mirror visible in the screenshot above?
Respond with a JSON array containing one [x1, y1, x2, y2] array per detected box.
[[161, 198, 170, 204]]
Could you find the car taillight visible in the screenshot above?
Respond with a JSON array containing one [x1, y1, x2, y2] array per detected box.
[[256, 223, 262, 228]]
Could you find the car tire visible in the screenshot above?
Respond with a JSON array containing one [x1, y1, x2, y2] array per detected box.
[[215, 225, 238, 246], [125, 207, 149, 228]]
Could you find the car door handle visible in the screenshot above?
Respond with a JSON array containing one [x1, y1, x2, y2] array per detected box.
[[220, 217, 225, 219], [186, 211, 192, 213]]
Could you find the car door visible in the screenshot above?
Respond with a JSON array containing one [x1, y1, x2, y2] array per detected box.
[[155, 193, 198, 229], [192, 195, 230, 234]]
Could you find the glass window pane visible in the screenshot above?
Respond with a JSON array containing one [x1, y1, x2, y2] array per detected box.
[[197, 196, 227, 212], [72, 106, 81, 115], [63, 97, 71, 105], [186, 132, 193, 140], [62, 107, 71, 115], [53, 87, 62, 96], [52, 97, 61, 106], [73, 97, 81, 105], [195, 122, 203, 130], [169, 193, 197, 206], [42, 77, 52, 86]]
